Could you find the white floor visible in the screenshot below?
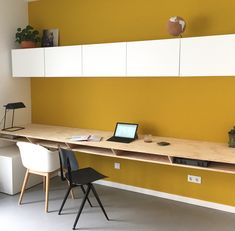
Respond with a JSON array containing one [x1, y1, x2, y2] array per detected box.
[[1, 177, 235, 231]]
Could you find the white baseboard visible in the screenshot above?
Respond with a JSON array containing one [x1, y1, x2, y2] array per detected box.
[[96, 180, 235, 214]]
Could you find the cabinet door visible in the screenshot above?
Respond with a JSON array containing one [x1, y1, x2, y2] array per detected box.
[[180, 34, 235, 76], [11, 48, 44, 77], [126, 39, 180, 77], [82, 42, 126, 77], [45, 46, 82, 77]]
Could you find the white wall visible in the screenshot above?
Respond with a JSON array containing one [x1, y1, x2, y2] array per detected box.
[[0, 0, 31, 147]]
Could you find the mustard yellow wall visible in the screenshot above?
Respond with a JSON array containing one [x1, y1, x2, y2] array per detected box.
[[29, 0, 235, 206]]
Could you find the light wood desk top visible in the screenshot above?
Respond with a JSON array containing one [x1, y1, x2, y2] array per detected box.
[[1, 123, 235, 174]]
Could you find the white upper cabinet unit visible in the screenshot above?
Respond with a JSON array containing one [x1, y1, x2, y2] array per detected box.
[[11, 48, 44, 77], [82, 42, 126, 77], [180, 34, 235, 76], [45, 46, 82, 77], [126, 39, 180, 77], [12, 34, 235, 78]]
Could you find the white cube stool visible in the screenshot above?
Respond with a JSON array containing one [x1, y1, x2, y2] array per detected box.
[[0, 145, 42, 195]]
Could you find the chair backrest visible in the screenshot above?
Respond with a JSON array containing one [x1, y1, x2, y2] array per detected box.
[[17, 142, 60, 173], [58, 148, 79, 182]]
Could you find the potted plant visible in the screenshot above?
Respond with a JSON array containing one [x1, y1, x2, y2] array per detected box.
[[15, 25, 41, 48]]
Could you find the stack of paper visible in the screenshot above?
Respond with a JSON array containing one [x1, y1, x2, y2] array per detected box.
[[70, 135, 102, 142], [70, 135, 90, 141], [89, 135, 102, 142]]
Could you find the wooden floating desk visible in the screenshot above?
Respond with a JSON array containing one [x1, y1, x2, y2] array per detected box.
[[1, 124, 235, 174]]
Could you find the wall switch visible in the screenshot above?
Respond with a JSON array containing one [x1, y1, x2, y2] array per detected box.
[[114, 162, 121, 169], [187, 175, 201, 184]]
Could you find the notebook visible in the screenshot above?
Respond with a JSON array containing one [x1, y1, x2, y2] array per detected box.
[[107, 122, 138, 143]]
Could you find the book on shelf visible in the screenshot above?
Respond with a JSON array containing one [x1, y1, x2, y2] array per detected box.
[[69, 135, 102, 142]]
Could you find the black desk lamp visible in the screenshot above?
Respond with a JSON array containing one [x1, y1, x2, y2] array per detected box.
[[2, 102, 26, 131]]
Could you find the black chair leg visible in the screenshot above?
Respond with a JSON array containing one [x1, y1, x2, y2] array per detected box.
[[73, 184, 91, 230], [58, 186, 72, 215], [80, 185, 93, 207], [90, 184, 109, 221]]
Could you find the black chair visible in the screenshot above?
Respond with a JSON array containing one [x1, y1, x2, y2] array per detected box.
[[59, 148, 93, 206], [58, 148, 109, 230]]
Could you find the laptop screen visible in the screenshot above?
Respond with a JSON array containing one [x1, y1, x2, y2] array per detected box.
[[114, 123, 138, 139]]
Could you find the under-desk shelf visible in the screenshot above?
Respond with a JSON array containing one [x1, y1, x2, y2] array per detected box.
[[208, 162, 235, 174], [171, 159, 235, 174], [114, 150, 171, 164], [73, 145, 115, 157], [35, 139, 68, 149], [0, 134, 28, 143]]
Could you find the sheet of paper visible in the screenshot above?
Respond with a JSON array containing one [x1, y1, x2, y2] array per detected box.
[[69, 134, 102, 142], [70, 135, 90, 141], [88, 135, 102, 142]]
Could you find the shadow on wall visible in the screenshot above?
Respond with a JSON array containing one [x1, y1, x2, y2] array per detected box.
[[189, 16, 211, 36], [140, 122, 158, 135]]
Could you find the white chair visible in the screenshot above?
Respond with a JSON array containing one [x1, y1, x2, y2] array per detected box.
[[16, 141, 60, 212]]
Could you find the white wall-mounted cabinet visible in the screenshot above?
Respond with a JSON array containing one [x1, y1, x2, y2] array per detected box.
[[127, 39, 180, 76], [45, 45, 82, 77], [82, 42, 126, 77], [11, 34, 235, 78], [12, 48, 44, 77], [180, 34, 235, 76]]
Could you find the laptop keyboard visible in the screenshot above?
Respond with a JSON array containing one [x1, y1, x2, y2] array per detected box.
[[107, 136, 133, 143]]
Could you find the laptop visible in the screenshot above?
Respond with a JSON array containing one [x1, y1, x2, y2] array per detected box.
[[107, 122, 138, 143]]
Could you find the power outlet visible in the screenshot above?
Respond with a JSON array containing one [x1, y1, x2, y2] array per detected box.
[[187, 175, 201, 184], [114, 162, 121, 169]]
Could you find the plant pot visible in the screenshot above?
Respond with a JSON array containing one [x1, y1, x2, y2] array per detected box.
[[20, 41, 36, 48]]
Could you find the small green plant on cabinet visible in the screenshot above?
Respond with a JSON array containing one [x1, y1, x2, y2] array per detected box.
[[15, 25, 41, 48]]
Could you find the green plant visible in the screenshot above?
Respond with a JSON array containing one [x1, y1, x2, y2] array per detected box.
[[15, 25, 41, 44]]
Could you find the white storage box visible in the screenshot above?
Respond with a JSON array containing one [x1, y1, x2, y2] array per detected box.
[[0, 145, 42, 195]]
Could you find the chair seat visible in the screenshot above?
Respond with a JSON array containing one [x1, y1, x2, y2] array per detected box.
[[65, 167, 106, 186]]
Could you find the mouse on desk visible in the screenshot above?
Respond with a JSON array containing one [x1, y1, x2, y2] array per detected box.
[[157, 141, 170, 146]]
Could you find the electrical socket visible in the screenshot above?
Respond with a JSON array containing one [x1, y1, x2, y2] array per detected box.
[[187, 175, 201, 184], [114, 162, 121, 169]]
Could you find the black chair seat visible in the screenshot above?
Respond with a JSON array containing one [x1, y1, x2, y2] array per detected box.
[[65, 167, 107, 186]]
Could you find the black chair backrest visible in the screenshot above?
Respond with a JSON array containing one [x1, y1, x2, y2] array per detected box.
[[66, 157, 73, 184], [58, 148, 79, 181]]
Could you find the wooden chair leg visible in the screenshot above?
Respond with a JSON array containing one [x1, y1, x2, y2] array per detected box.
[[18, 169, 30, 205], [67, 180, 75, 199], [71, 189, 75, 199], [45, 173, 50, 213], [43, 176, 46, 192]]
